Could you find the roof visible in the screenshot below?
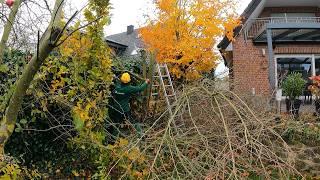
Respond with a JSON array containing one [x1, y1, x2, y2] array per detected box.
[[106, 29, 145, 56], [217, 0, 262, 49], [106, 39, 128, 49]]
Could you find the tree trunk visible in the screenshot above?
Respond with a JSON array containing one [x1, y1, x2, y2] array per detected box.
[[0, 0, 64, 155], [0, 0, 22, 63], [145, 53, 156, 111]]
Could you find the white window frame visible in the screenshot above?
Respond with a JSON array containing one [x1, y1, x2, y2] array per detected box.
[[274, 54, 317, 88]]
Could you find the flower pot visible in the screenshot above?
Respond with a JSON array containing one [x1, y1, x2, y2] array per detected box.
[[285, 99, 302, 117], [315, 99, 320, 115]]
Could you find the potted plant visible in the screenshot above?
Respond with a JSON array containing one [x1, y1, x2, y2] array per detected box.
[[281, 73, 306, 116], [308, 75, 320, 114]]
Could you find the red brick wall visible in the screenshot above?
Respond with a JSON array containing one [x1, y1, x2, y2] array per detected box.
[[275, 44, 320, 54], [232, 34, 270, 95], [232, 38, 320, 96]]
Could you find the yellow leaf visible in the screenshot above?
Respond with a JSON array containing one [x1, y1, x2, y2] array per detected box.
[[107, 144, 114, 150], [72, 170, 79, 177], [118, 138, 129, 147], [128, 148, 140, 161]]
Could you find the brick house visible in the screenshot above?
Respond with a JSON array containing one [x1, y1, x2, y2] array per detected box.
[[218, 0, 320, 97]]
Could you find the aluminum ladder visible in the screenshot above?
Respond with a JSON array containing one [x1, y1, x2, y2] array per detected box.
[[152, 63, 177, 116]]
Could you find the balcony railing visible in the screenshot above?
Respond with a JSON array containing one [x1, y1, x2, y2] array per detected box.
[[243, 17, 320, 40]]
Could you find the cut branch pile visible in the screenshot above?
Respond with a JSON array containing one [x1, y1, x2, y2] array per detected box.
[[124, 79, 301, 179]]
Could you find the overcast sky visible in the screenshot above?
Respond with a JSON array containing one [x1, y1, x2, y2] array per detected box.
[[1, 0, 252, 76], [106, 0, 155, 35], [103, 0, 252, 76], [106, 0, 252, 35], [1, 0, 252, 37]]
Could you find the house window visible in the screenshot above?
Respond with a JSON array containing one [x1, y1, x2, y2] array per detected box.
[[277, 56, 314, 99], [277, 57, 312, 86]]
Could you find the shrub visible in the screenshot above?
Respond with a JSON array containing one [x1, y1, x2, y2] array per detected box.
[[93, 138, 149, 179], [3, 1, 113, 177], [281, 73, 306, 100], [135, 79, 300, 179], [308, 75, 320, 100], [0, 156, 42, 179]]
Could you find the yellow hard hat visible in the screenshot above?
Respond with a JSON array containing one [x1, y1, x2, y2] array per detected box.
[[120, 73, 131, 84]]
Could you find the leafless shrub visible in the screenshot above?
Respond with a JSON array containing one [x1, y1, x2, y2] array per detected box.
[[121, 79, 301, 179]]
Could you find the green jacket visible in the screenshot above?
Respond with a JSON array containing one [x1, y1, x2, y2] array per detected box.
[[112, 82, 148, 113]]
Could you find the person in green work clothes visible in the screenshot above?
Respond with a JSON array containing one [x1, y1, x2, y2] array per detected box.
[[108, 72, 150, 140]]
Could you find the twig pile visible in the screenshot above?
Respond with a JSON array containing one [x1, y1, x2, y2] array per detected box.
[[128, 79, 301, 179]]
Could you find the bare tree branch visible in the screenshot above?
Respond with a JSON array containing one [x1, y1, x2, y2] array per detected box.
[[55, 15, 104, 47], [0, 0, 22, 63], [0, 0, 65, 155]]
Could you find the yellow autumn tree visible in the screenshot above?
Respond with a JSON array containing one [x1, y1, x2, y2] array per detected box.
[[140, 0, 240, 80]]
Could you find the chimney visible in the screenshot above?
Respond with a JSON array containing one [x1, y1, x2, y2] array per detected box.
[[127, 25, 134, 35]]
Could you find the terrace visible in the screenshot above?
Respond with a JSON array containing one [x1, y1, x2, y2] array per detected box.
[[243, 17, 320, 43], [240, 16, 320, 90]]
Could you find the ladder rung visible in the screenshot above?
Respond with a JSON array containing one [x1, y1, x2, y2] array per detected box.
[[153, 63, 177, 116]]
